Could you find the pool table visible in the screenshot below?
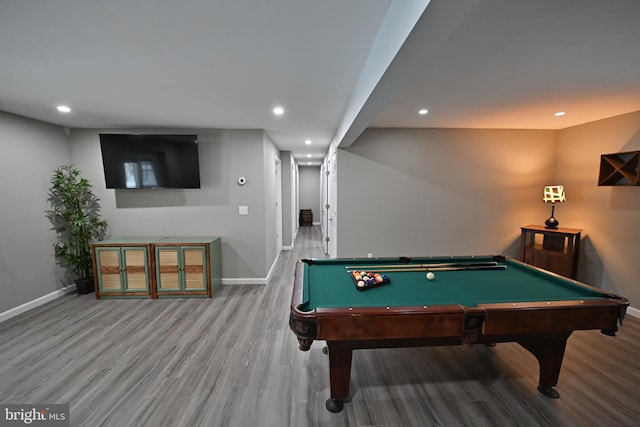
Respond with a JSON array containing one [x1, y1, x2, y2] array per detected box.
[[288, 255, 629, 413]]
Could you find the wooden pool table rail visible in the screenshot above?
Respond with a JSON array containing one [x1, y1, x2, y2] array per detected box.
[[289, 257, 629, 412]]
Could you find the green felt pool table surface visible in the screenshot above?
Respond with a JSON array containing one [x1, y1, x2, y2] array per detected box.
[[300, 256, 607, 310], [290, 255, 629, 413]]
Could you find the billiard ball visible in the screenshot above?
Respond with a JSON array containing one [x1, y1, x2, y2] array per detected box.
[[426, 271, 435, 281], [357, 280, 365, 288]]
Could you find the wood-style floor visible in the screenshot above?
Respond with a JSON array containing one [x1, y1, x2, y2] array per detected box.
[[1, 226, 638, 426]]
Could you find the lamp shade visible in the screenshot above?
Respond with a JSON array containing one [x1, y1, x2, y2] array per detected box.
[[543, 185, 566, 203]]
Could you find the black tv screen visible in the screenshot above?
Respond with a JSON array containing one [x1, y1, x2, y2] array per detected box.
[[99, 134, 201, 189]]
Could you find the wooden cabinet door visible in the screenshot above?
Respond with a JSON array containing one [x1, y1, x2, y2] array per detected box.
[[156, 246, 207, 293], [156, 247, 181, 292], [94, 238, 216, 298], [95, 246, 149, 293], [183, 247, 207, 291], [122, 247, 150, 292], [96, 247, 123, 292]]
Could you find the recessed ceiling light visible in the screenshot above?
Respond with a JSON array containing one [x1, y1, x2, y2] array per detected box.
[[305, 139, 312, 145], [57, 105, 71, 113], [554, 111, 566, 117], [273, 106, 284, 116], [418, 109, 429, 115], [306, 154, 312, 158]]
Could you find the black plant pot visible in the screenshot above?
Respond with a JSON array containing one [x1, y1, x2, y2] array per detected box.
[[75, 278, 95, 295]]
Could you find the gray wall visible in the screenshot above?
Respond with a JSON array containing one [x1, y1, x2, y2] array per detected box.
[[556, 110, 640, 306], [337, 121, 639, 311], [0, 113, 291, 315], [299, 166, 322, 225], [0, 112, 70, 313], [337, 128, 557, 257], [3, 108, 636, 314], [69, 128, 280, 282]]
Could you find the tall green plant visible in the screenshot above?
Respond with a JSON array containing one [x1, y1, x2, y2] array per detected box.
[[45, 165, 108, 281]]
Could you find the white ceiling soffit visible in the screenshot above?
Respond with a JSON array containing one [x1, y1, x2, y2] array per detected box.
[[366, 0, 640, 134]]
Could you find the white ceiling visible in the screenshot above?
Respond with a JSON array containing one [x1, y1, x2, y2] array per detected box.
[[1, 1, 639, 165], [371, 0, 640, 132]]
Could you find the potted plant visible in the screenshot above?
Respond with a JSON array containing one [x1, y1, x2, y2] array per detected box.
[[46, 164, 108, 294]]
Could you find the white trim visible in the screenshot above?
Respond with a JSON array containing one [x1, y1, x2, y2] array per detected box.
[[265, 250, 281, 283], [626, 306, 640, 319], [0, 285, 75, 324], [222, 250, 283, 286]]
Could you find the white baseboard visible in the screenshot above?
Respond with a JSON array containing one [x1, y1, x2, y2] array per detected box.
[[222, 250, 282, 285], [626, 306, 639, 319], [0, 285, 75, 324]]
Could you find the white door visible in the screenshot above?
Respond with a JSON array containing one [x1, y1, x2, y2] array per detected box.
[[327, 151, 337, 258], [321, 160, 327, 242], [275, 158, 282, 253]]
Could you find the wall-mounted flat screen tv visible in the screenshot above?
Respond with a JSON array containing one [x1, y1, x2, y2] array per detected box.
[[99, 134, 201, 189]]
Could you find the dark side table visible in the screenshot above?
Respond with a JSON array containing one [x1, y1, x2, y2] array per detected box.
[[520, 225, 582, 279]]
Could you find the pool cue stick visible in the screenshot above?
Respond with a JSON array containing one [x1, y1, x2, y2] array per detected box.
[[347, 265, 507, 273], [345, 261, 498, 270]]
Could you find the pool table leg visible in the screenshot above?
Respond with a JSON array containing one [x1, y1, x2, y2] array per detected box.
[[325, 341, 353, 413], [518, 335, 570, 399]]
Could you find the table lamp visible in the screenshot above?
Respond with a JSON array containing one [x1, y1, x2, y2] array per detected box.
[[543, 185, 566, 229]]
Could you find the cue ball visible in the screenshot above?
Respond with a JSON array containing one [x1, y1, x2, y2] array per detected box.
[[426, 272, 435, 281]]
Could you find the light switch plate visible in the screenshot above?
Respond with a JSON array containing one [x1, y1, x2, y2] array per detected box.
[[239, 206, 249, 215]]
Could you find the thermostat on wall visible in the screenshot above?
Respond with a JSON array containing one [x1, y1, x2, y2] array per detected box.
[[237, 176, 247, 186]]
